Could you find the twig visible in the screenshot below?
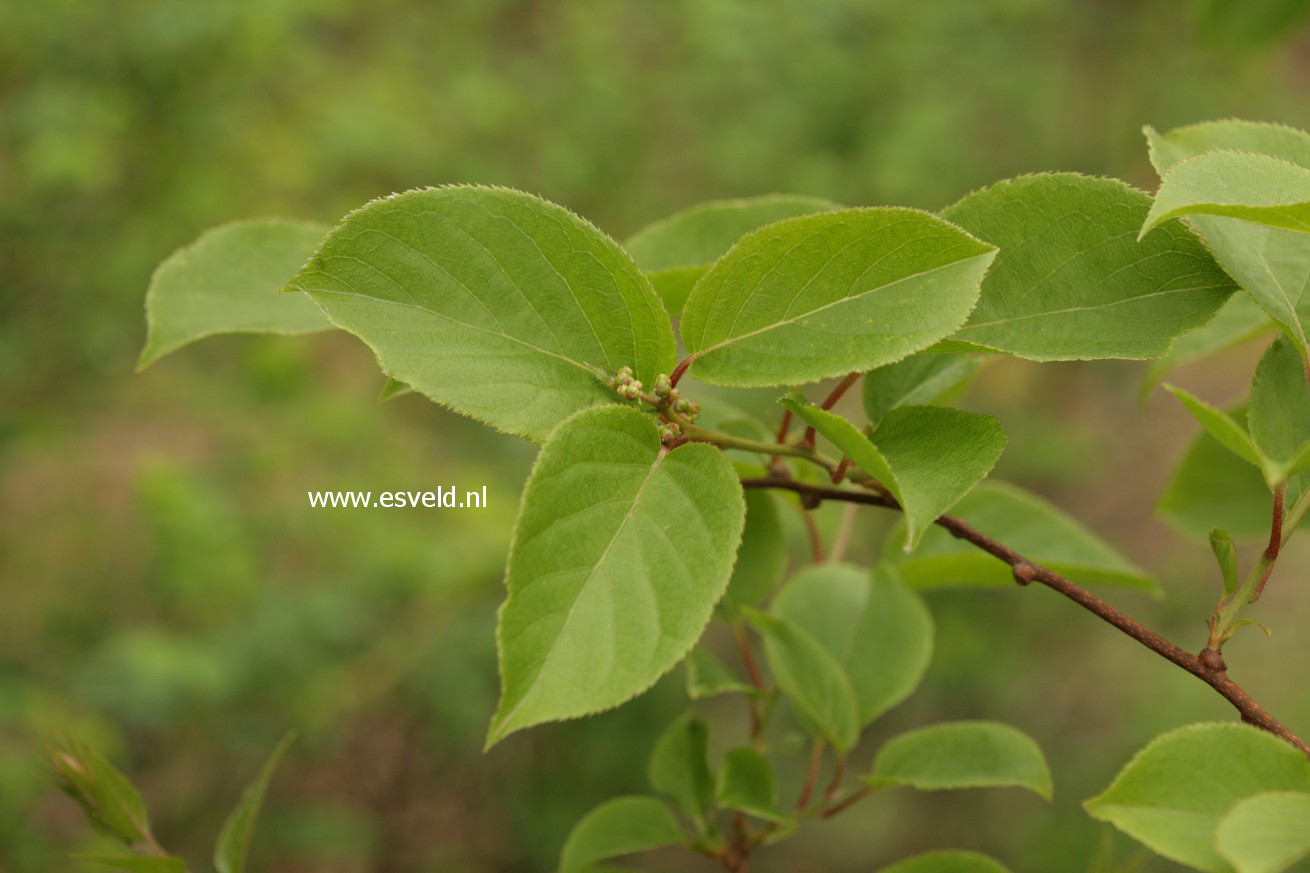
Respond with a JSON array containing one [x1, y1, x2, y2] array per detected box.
[[795, 739, 825, 811], [739, 473, 1310, 758]]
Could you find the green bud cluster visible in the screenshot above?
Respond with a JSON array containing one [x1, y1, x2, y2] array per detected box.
[[671, 397, 701, 421], [657, 421, 681, 444], [608, 366, 643, 400]]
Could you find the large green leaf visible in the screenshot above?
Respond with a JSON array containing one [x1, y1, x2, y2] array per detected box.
[[1142, 293, 1273, 401], [772, 564, 933, 727], [558, 796, 684, 873], [863, 352, 984, 424], [489, 405, 745, 745], [1144, 121, 1310, 358], [214, 732, 294, 873], [286, 186, 676, 442], [139, 219, 331, 369], [940, 174, 1235, 360], [716, 747, 786, 823], [868, 721, 1051, 799], [744, 609, 860, 752], [624, 195, 841, 316], [780, 396, 1005, 550], [1142, 151, 1310, 237], [1085, 723, 1310, 873], [1216, 791, 1310, 873], [680, 208, 996, 387], [721, 490, 788, 609], [1249, 336, 1310, 479], [877, 850, 1013, 873], [647, 714, 714, 824], [886, 481, 1158, 593]]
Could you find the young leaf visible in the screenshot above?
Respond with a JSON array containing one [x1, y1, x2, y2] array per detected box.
[[47, 744, 157, 849], [940, 174, 1235, 360], [1209, 528, 1240, 597], [1142, 151, 1310, 238], [378, 377, 412, 402], [1164, 384, 1264, 469], [680, 208, 996, 387], [72, 857, 188, 873], [743, 609, 860, 752], [716, 747, 786, 823], [490, 405, 745, 745], [286, 186, 676, 442], [772, 564, 933, 727], [558, 795, 685, 873], [722, 491, 788, 609], [1145, 120, 1310, 175], [1144, 121, 1310, 358], [214, 732, 295, 873], [647, 714, 714, 824], [877, 850, 1013, 873], [863, 353, 984, 424], [685, 646, 755, 700], [1085, 723, 1310, 873], [886, 481, 1158, 593], [1141, 293, 1273, 401], [1249, 336, 1310, 481], [1158, 409, 1305, 541], [139, 219, 332, 369], [1215, 791, 1310, 873], [780, 396, 1005, 550], [867, 721, 1052, 800], [624, 195, 841, 316]]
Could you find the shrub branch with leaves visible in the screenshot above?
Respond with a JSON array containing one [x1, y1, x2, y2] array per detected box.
[[56, 119, 1310, 873]]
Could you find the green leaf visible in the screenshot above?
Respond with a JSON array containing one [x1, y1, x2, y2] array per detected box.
[[1142, 151, 1310, 238], [1210, 528, 1240, 597], [940, 174, 1235, 360], [722, 491, 788, 609], [47, 744, 155, 848], [1146, 121, 1310, 177], [685, 646, 754, 700], [624, 195, 841, 316], [1249, 336, 1310, 480], [716, 747, 786, 823], [647, 714, 714, 824], [780, 396, 1005, 550], [863, 353, 984, 424], [772, 564, 933, 727], [1165, 384, 1264, 469], [1158, 409, 1304, 541], [877, 850, 1014, 873], [72, 857, 188, 873], [139, 219, 331, 369], [378, 377, 412, 402], [286, 186, 676, 442], [1144, 121, 1310, 358], [214, 732, 294, 873], [1141, 293, 1274, 401], [680, 208, 996, 387], [490, 405, 745, 745], [1216, 791, 1310, 873], [886, 481, 1158, 593], [743, 608, 860, 752], [558, 796, 684, 873], [1085, 723, 1310, 873], [868, 721, 1052, 800]]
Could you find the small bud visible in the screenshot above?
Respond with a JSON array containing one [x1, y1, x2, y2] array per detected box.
[[665, 387, 680, 403], [658, 422, 681, 444], [616, 365, 634, 381], [653, 374, 672, 398], [672, 398, 692, 414]]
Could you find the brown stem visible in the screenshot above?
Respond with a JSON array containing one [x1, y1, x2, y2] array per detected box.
[[801, 507, 825, 562], [1258, 483, 1286, 598], [795, 739, 824, 811], [733, 622, 766, 742], [739, 474, 1310, 758], [669, 356, 692, 388], [804, 371, 862, 447], [823, 754, 846, 803], [822, 784, 873, 819]]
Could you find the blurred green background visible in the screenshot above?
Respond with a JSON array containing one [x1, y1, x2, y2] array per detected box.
[[5, 1, 1310, 870]]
